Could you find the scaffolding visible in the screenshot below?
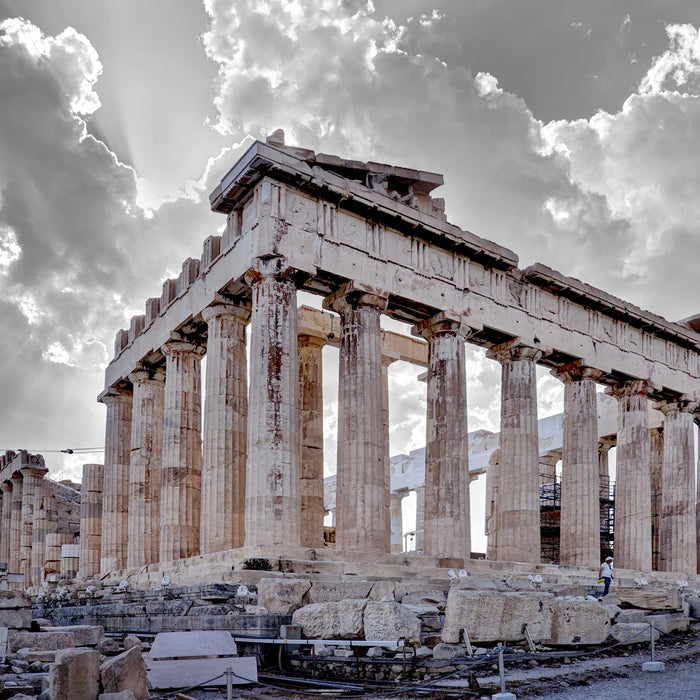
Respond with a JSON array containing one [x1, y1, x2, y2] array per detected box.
[[539, 468, 616, 564]]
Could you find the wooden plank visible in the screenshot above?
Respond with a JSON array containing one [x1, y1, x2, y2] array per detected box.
[[146, 656, 258, 689]]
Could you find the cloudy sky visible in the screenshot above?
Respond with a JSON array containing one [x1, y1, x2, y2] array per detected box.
[[1, 1, 700, 545]]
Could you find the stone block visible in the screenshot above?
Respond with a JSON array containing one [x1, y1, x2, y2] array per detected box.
[[100, 646, 149, 700], [363, 602, 421, 643], [616, 587, 682, 610], [306, 581, 373, 604], [397, 588, 447, 606], [292, 599, 367, 639], [0, 608, 32, 628], [0, 592, 31, 609], [49, 647, 100, 700], [257, 578, 311, 614], [50, 625, 105, 646], [9, 630, 76, 653], [432, 643, 463, 660], [648, 612, 689, 634], [609, 622, 659, 644], [123, 635, 143, 651], [616, 609, 648, 624], [442, 590, 554, 643], [368, 581, 395, 601], [544, 598, 611, 645], [98, 637, 121, 654], [99, 693, 138, 700], [684, 593, 700, 618]]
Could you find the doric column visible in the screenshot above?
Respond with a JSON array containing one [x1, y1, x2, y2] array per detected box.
[[657, 398, 697, 575], [325, 283, 388, 553], [9, 473, 23, 573], [201, 303, 250, 554], [160, 339, 205, 562], [31, 482, 50, 586], [0, 482, 12, 565], [486, 341, 543, 563], [414, 485, 425, 553], [390, 492, 404, 553], [127, 368, 165, 568], [415, 313, 471, 560], [608, 381, 652, 571], [79, 463, 104, 579], [245, 258, 301, 548], [99, 389, 132, 573], [298, 332, 325, 549], [20, 465, 46, 585], [381, 357, 393, 552], [649, 428, 664, 571], [553, 363, 602, 568], [485, 449, 501, 560]]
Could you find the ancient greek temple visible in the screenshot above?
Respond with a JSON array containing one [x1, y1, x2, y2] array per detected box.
[[93, 130, 700, 583]]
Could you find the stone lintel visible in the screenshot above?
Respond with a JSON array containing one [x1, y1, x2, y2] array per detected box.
[[97, 386, 133, 405], [656, 395, 699, 415], [323, 281, 388, 315]]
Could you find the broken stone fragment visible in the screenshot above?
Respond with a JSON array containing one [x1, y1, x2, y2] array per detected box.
[[257, 578, 311, 614], [292, 599, 367, 639], [363, 601, 421, 643], [99, 646, 149, 699], [49, 647, 100, 700]]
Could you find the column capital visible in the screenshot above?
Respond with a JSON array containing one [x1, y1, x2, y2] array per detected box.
[[19, 464, 47, 479], [298, 333, 326, 349], [551, 360, 603, 384], [128, 364, 165, 385], [161, 337, 206, 358], [323, 281, 388, 316], [98, 386, 133, 405], [413, 311, 475, 341], [201, 302, 251, 325], [486, 338, 546, 364], [656, 395, 699, 416], [598, 436, 616, 453], [0, 481, 12, 493], [244, 255, 298, 285], [605, 379, 653, 399]]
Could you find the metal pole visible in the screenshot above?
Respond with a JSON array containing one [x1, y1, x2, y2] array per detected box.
[[498, 642, 506, 694], [226, 666, 233, 700], [649, 622, 655, 663]]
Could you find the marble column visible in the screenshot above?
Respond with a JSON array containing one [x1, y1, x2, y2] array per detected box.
[[485, 449, 501, 561], [0, 482, 11, 565], [381, 357, 394, 552], [160, 339, 204, 562], [390, 492, 404, 553], [21, 464, 47, 586], [31, 482, 51, 586], [127, 368, 164, 568], [554, 363, 602, 568], [649, 428, 664, 571], [658, 398, 697, 575], [298, 333, 325, 549], [416, 313, 471, 560], [201, 304, 249, 554], [245, 258, 301, 548], [100, 390, 132, 573], [79, 463, 104, 579], [486, 341, 543, 563], [326, 284, 388, 553], [9, 473, 23, 574], [609, 381, 652, 571], [414, 485, 425, 552]]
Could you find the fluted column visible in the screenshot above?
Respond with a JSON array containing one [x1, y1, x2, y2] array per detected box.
[[100, 390, 132, 573], [554, 363, 602, 567], [486, 341, 543, 563], [609, 381, 652, 571], [298, 333, 325, 549], [390, 492, 404, 553], [325, 284, 388, 553], [9, 473, 23, 573], [245, 258, 301, 548], [200, 303, 250, 554], [485, 449, 501, 560], [658, 398, 697, 575], [414, 485, 425, 552], [649, 428, 664, 571], [160, 339, 205, 562], [0, 482, 12, 565], [381, 357, 393, 552], [24, 463, 48, 586], [79, 463, 104, 579], [128, 368, 165, 567], [416, 313, 471, 560]]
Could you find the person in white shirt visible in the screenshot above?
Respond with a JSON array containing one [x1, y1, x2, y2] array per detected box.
[[599, 556, 613, 596]]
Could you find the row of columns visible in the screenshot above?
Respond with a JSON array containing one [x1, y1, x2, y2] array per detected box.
[[100, 256, 700, 576]]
